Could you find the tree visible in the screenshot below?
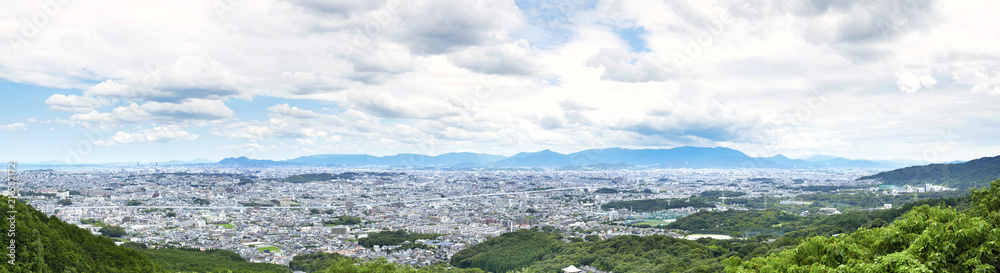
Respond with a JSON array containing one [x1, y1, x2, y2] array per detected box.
[[585, 235, 601, 242], [969, 179, 1000, 226], [100, 226, 128, 238], [310, 208, 321, 215], [727, 181, 1000, 273], [166, 212, 177, 218], [595, 188, 619, 194], [126, 200, 143, 206], [57, 199, 72, 206]]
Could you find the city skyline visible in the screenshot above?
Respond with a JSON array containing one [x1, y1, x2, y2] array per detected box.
[[2, 0, 1000, 164]]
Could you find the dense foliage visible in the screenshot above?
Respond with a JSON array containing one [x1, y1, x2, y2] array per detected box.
[[698, 190, 746, 199], [127, 246, 290, 273], [450, 229, 563, 273], [290, 252, 351, 272], [323, 216, 362, 226], [450, 229, 790, 273], [99, 225, 127, 237], [446, 190, 980, 272], [358, 230, 442, 249], [665, 209, 800, 235], [857, 155, 1000, 189], [284, 172, 380, 183], [520, 234, 733, 272], [726, 205, 1000, 272], [602, 197, 713, 212], [792, 190, 967, 209], [726, 179, 1000, 272], [284, 173, 338, 183], [0, 195, 160, 272], [594, 188, 619, 194]]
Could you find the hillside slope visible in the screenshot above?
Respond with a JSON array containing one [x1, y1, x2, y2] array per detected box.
[[857, 155, 1000, 189], [1, 195, 160, 272]]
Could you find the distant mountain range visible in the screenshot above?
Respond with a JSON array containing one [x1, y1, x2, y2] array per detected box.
[[857, 154, 1000, 189], [213, 146, 917, 169]]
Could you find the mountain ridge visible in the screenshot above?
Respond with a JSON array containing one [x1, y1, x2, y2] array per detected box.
[[216, 146, 915, 169], [857, 154, 1000, 189]]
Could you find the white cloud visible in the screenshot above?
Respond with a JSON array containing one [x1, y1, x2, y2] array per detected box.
[[95, 125, 198, 146], [951, 63, 1000, 96], [447, 41, 542, 76], [2, 0, 1000, 161], [45, 94, 111, 113], [0, 123, 28, 131], [70, 99, 235, 123], [585, 48, 675, 82], [895, 71, 937, 94], [83, 55, 253, 102]]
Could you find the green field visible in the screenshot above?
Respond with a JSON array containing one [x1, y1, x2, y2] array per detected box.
[[257, 246, 280, 252], [216, 223, 235, 229]]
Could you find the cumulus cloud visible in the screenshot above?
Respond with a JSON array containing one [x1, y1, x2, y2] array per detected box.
[[3, 0, 1000, 161], [95, 125, 198, 146], [268, 104, 323, 119], [70, 99, 235, 123], [346, 90, 460, 119], [83, 55, 253, 102], [447, 41, 541, 76], [951, 64, 1000, 96], [390, 0, 507, 55], [895, 71, 937, 94], [0, 123, 28, 131], [45, 94, 111, 113], [585, 48, 675, 82]]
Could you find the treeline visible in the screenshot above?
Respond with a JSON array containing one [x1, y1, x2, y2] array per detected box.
[[289, 252, 350, 272], [0, 195, 160, 272], [665, 209, 800, 235], [778, 185, 870, 192], [448, 191, 979, 272], [698, 190, 746, 199], [285, 172, 405, 183], [727, 179, 1000, 272], [322, 216, 362, 226], [284, 173, 339, 183], [450, 228, 787, 272], [520, 233, 740, 272], [601, 198, 713, 212], [856, 154, 1000, 189], [450, 229, 563, 273], [792, 190, 967, 209], [358, 230, 441, 249], [778, 195, 969, 240], [124, 244, 290, 273]]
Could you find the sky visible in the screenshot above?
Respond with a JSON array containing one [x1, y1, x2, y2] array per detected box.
[[0, 0, 999, 164]]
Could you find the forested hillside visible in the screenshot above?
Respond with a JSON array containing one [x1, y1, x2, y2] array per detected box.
[[857, 155, 1000, 189], [601, 197, 713, 212], [664, 209, 800, 235], [450, 229, 564, 273], [124, 244, 291, 273], [727, 179, 1000, 272], [449, 185, 982, 272], [0, 195, 160, 272]]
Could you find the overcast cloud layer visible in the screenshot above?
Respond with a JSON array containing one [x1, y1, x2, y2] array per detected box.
[[1, 0, 999, 163]]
